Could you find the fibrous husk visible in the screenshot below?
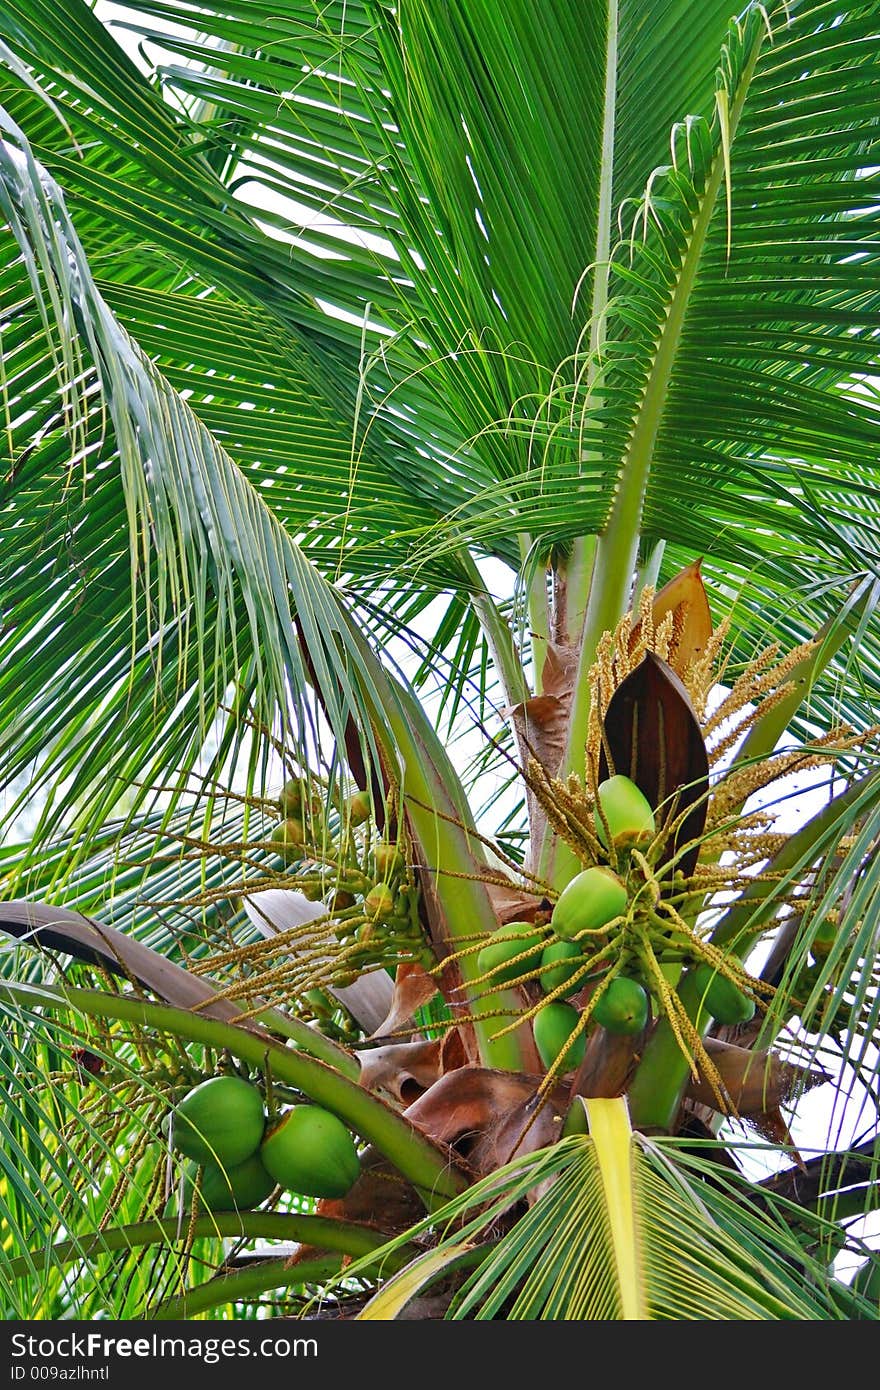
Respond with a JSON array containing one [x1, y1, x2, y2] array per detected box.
[[503, 642, 578, 856], [685, 1038, 827, 1116], [569, 1026, 644, 1100], [630, 559, 712, 677], [505, 641, 578, 781], [356, 1030, 467, 1104], [296, 1146, 430, 1256], [369, 961, 439, 1040], [403, 1066, 569, 1182], [485, 880, 546, 925]]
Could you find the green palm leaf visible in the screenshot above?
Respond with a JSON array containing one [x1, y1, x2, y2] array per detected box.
[[0, 108, 430, 849], [2, 0, 880, 1321], [340, 1098, 871, 1319]]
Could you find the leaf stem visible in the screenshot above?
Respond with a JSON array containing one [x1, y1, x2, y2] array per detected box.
[[0, 981, 466, 1206], [150, 1255, 343, 1320], [560, 16, 767, 809], [459, 549, 530, 712], [3, 1212, 411, 1286]]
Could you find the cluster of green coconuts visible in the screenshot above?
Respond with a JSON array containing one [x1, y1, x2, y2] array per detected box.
[[268, 779, 413, 931], [477, 774, 755, 1077], [164, 1075, 360, 1214], [268, 776, 330, 861], [269, 778, 372, 865]]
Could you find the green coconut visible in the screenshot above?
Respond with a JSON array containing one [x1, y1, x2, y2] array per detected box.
[[596, 775, 656, 851], [476, 921, 544, 986], [347, 789, 372, 826], [539, 939, 587, 998], [166, 1075, 266, 1168], [270, 817, 306, 862], [171, 1152, 276, 1214], [373, 841, 403, 880], [550, 867, 628, 941], [200, 1152, 274, 1211], [692, 964, 755, 1026], [533, 1002, 586, 1074], [260, 1105, 360, 1199], [592, 976, 649, 1035]]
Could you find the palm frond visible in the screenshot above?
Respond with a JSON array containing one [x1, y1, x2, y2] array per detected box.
[[337, 1099, 874, 1319], [0, 110, 432, 860], [2, 0, 880, 1321]]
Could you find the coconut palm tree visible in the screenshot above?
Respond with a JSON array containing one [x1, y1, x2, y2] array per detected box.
[[1, 0, 880, 1320]]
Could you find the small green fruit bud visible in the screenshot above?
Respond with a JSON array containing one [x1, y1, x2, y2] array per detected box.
[[373, 842, 403, 880], [299, 878, 326, 902], [270, 818, 306, 862], [327, 889, 356, 913], [347, 790, 372, 826], [278, 777, 305, 817], [811, 917, 838, 960], [364, 883, 396, 918]]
